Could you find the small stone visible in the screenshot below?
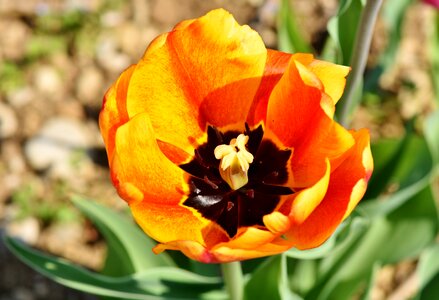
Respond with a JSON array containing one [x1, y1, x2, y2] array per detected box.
[[76, 66, 104, 107], [6, 87, 35, 108], [2, 141, 27, 174], [0, 102, 18, 138], [117, 23, 144, 58], [0, 18, 30, 61], [7, 217, 41, 246], [24, 118, 91, 178], [96, 36, 132, 74], [247, 0, 264, 7], [100, 10, 127, 28], [32, 65, 63, 99], [12, 287, 34, 300], [64, 0, 102, 12], [33, 280, 49, 298], [152, 0, 189, 25], [259, 27, 277, 49]]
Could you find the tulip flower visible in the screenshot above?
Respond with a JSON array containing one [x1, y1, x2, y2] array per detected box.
[[99, 9, 373, 263]]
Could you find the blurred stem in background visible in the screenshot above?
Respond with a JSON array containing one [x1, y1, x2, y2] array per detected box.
[[431, 10, 439, 104], [338, 0, 383, 127], [221, 261, 244, 300]]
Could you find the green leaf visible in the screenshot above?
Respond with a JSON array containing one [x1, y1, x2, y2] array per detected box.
[[417, 244, 439, 299], [288, 259, 317, 296], [277, 0, 312, 53], [326, 0, 365, 65], [245, 254, 302, 300], [72, 196, 175, 276], [424, 110, 439, 165], [308, 112, 438, 299], [362, 134, 433, 214], [360, 262, 382, 300], [4, 236, 225, 300], [309, 186, 438, 300]]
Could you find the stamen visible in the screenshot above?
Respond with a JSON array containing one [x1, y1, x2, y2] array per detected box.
[[214, 134, 254, 190], [203, 175, 219, 190]]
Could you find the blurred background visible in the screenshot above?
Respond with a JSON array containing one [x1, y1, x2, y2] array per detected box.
[[0, 0, 437, 299]]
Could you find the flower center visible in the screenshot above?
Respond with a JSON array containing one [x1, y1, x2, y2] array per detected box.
[[179, 124, 293, 238], [214, 134, 254, 190]]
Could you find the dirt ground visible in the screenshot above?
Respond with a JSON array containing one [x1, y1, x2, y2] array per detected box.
[[0, 0, 436, 299]]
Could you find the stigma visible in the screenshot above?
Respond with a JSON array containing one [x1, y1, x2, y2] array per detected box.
[[214, 134, 254, 190]]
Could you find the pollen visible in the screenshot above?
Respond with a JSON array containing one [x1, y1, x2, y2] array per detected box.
[[214, 134, 254, 190]]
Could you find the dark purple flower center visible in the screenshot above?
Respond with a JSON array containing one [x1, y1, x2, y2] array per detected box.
[[179, 124, 293, 238]]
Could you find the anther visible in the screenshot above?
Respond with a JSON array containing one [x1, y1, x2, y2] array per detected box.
[[214, 134, 254, 190]]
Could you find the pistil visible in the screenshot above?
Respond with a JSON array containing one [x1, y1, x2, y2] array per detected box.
[[214, 134, 253, 190]]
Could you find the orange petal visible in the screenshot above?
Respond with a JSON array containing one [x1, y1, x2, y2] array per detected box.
[[289, 159, 331, 224], [342, 130, 373, 219], [112, 112, 227, 248], [263, 211, 291, 234], [99, 65, 135, 163], [210, 227, 291, 262], [157, 140, 191, 165], [152, 226, 292, 263], [284, 129, 373, 249], [307, 59, 350, 105], [111, 112, 185, 205], [133, 201, 226, 254], [153, 240, 215, 263], [211, 236, 292, 262], [290, 119, 355, 188], [265, 59, 322, 149], [266, 59, 354, 187], [247, 49, 292, 126], [292, 53, 350, 105], [125, 9, 266, 154]]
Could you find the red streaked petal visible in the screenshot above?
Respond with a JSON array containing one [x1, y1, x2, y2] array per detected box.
[[99, 65, 135, 163], [153, 240, 215, 263], [307, 59, 350, 105], [266, 59, 354, 187], [125, 9, 266, 155], [284, 129, 373, 249], [247, 49, 292, 126], [133, 200, 227, 252], [290, 120, 355, 188], [292, 53, 350, 105], [263, 211, 291, 234], [111, 112, 185, 205], [265, 59, 322, 148], [289, 159, 331, 224]]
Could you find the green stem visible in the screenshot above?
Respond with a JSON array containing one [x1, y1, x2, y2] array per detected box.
[[221, 261, 244, 300], [339, 0, 383, 127]]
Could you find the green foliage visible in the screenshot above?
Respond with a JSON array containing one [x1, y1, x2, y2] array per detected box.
[[0, 62, 26, 93], [325, 0, 365, 65], [277, 0, 312, 54], [4, 236, 225, 300], [244, 254, 301, 300], [25, 35, 68, 61], [5, 198, 226, 300], [11, 181, 80, 224], [71, 196, 175, 276]]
